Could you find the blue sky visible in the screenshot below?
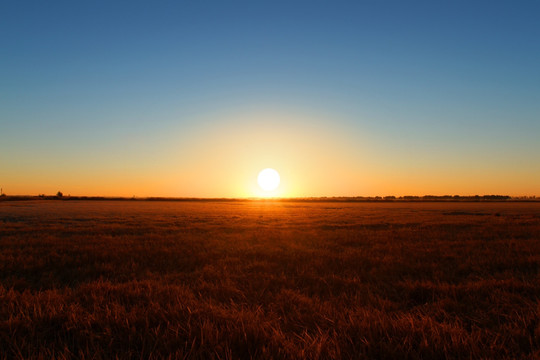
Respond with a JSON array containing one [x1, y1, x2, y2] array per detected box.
[[1, 1, 539, 196]]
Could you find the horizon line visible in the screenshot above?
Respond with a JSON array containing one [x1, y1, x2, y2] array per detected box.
[[1, 194, 538, 202]]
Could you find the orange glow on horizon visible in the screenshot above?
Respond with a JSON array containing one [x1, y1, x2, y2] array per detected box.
[[1, 107, 539, 198]]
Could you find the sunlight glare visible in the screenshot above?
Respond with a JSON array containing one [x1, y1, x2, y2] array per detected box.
[[257, 168, 280, 192]]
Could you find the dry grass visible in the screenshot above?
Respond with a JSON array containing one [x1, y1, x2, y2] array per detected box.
[[0, 200, 539, 359]]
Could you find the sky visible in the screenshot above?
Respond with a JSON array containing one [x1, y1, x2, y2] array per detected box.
[[1, 0, 539, 197]]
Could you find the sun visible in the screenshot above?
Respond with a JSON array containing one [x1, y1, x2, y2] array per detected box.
[[258, 168, 280, 192]]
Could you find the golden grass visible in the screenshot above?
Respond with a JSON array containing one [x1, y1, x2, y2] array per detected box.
[[0, 201, 539, 359]]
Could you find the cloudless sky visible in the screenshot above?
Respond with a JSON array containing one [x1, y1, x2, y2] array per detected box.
[[1, 0, 539, 197]]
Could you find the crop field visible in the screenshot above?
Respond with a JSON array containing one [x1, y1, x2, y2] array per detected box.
[[0, 200, 539, 359]]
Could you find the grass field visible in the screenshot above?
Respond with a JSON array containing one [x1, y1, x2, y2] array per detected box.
[[1, 200, 539, 359]]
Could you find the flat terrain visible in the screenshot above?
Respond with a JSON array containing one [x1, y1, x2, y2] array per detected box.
[[1, 201, 539, 359]]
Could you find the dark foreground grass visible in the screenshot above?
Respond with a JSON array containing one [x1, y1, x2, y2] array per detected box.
[[0, 201, 539, 359]]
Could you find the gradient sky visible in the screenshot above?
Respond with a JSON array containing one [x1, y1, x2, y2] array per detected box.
[[1, 0, 539, 197]]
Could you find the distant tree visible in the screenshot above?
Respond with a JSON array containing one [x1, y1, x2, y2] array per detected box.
[[56, 191, 63, 198]]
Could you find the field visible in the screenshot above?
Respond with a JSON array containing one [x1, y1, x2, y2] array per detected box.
[[1, 200, 539, 359]]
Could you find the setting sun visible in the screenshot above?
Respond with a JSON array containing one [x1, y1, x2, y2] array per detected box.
[[257, 168, 280, 192]]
